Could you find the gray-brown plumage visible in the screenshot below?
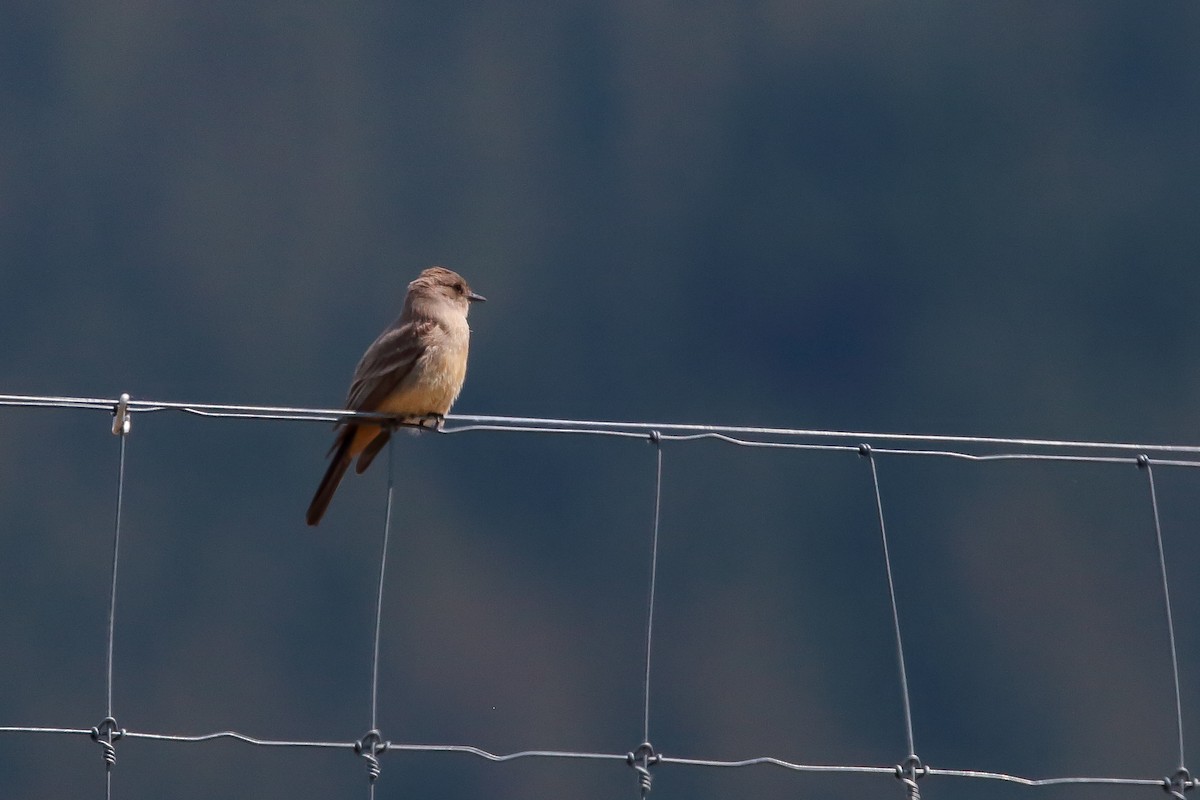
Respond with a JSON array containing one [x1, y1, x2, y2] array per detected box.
[[306, 267, 484, 526]]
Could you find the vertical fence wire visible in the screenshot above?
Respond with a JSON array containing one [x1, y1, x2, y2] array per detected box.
[[642, 436, 664, 744], [6, 396, 1200, 797], [93, 397, 132, 799], [106, 431, 126, 721], [1138, 457, 1191, 798], [358, 431, 398, 792], [629, 433, 665, 798], [862, 447, 924, 799], [372, 434, 397, 733]]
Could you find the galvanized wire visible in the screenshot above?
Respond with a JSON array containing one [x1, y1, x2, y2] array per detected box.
[[0, 393, 1196, 798], [97, 394, 132, 799], [1139, 458, 1187, 773], [861, 447, 922, 800], [642, 435, 664, 745], [6, 392, 1200, 459], [0, 723, 1174, 788], [361, 433, 399, 792]]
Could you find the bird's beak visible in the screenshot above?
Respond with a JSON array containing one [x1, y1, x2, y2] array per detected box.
[[467, 291, 486, 302]]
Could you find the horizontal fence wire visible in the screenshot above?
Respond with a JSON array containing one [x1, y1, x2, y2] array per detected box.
[[5, 392, 1200, 462], [0, 392, 1196, 799], [0, 724, 1174, 788]]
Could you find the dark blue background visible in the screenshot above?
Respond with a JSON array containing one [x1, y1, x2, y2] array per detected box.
[[2, 3, 1199, 798]]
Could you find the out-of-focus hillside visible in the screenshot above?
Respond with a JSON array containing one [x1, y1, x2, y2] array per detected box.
[[2, 3, 1199, 798]]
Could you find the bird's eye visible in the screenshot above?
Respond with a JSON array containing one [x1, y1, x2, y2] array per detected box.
[[455, 283, 465, 294]]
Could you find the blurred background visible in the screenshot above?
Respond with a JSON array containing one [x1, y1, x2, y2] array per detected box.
[[3, 2, 1200, 798]]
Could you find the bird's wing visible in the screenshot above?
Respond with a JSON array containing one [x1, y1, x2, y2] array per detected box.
[[344, 319, 437, 412]]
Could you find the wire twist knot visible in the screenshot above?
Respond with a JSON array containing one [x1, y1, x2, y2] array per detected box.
[[111, 393, 131, 436], [1163, 768, 1194, 800], [354, 729, 388, 783], [626, 742, 659, 798], [894, 754, 926, 800], [90, 716, 124, 769]]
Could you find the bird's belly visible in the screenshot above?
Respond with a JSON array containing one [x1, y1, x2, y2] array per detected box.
[[380, 342, 469, 416]]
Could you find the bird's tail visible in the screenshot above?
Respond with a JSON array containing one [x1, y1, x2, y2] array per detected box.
[[306, 429, 355, 526]]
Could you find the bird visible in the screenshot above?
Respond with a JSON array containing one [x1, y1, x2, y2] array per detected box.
[[306, 266, 485, 526]]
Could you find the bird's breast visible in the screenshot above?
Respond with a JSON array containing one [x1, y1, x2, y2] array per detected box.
[[379, 322, 470, 416]]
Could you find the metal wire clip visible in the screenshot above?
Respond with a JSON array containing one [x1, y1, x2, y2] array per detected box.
[[111, 393, 131, 436]]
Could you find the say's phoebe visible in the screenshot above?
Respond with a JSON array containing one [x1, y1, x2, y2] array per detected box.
[[306, 266, 485, 526]]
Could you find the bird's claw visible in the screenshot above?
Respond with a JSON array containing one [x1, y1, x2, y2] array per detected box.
[[415, 413, 445, 430]]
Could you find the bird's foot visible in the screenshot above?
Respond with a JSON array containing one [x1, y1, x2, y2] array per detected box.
[[414, 413, 445, 430]]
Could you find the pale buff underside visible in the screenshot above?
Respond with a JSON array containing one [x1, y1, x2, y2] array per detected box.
[[347, 325, 470, 457], [375, 344, 467, 412]]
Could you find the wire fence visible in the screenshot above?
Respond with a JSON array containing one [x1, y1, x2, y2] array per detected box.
[[0, 392, 1195, 800]]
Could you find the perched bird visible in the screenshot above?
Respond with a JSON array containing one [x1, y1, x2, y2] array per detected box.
[[306, 267, 485, 526]]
